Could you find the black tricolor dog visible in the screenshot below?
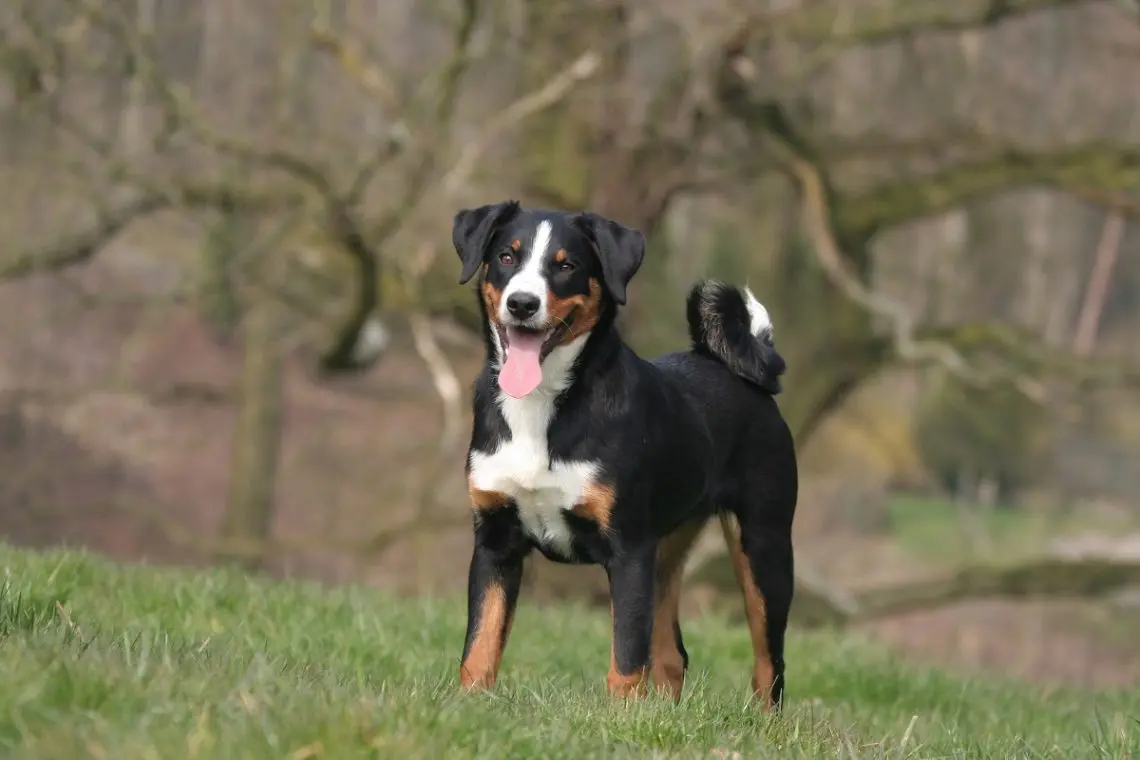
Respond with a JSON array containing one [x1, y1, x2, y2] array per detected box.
[[452, 201, 797, 709]]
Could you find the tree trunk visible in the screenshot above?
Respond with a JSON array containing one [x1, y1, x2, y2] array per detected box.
[[766, 203, 888, 446], [119, 0, 157, 154], [518, 1, 692, 237], [197, 0, 225, 118], [1072, 211, 1124, 357], [218, 295, 285, 572], [518, 1, 689, 344], [198, 203, 244, 341], [518, 2, 613, 210], [710, 70, 893, 447]]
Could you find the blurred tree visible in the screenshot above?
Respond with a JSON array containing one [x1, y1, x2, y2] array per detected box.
[[218, 294, 284, 572], [914, 372, 1054, 507], [0, 0, 607, 567], [197, 202, 247, 342], [2, 0, 1140, 577]]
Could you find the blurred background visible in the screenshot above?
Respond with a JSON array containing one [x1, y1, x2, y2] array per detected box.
[[2, 0, 1140, 689]]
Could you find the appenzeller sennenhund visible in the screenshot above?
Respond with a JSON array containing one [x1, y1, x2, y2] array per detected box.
[[452, 201, 797, 710]]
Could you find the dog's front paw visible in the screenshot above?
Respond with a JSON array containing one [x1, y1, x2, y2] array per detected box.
[[459, 666, 497, 692], [606, 667, 649, 700]]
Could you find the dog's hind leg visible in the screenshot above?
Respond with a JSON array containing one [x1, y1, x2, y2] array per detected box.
[[717, 509, 794, 711], [650, 518, 707, 701]]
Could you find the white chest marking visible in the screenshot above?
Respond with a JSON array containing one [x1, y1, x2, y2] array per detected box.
[[468, 333, 597, 557]]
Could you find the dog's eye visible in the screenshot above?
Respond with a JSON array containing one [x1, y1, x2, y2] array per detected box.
[[499, 252, 515, 266], [557, 261, 575, 273]]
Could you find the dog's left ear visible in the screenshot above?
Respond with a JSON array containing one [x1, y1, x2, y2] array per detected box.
[[452, 201, 521, 284], [575, 212, 646, 305]]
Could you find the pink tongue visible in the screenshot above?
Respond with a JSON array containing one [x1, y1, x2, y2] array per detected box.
[[499, 328, 546, 398]]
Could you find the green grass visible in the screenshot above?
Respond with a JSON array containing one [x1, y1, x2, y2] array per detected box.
[[884, 495, 1123, 565], [0, 545, 1136, 759]]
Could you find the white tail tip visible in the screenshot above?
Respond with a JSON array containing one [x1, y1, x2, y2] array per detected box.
[[743, 287, 772, 337]]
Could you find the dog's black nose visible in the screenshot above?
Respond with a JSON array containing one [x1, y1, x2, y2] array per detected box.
[[506, 292, 540, 319]]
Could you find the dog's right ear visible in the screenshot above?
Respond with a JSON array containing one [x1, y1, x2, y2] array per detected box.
[[452, 201, 521, 284], [574, 212, 646, 305]]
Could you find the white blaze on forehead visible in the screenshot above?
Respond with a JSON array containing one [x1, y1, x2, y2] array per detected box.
[[530, 220, 553, 263], [499, 220, 553, 325]]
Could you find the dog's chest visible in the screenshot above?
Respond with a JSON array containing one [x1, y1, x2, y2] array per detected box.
[[468, 394, 599, 558]]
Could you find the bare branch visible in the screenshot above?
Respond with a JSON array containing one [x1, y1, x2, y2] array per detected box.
[[796, 0, 1091, 45], [0, 175, 296, 283], [320, 0, 483, 370], [308, 25, 401, 111], [766, 131, 1046, 398], [727, 0, 1102, 80], [440, 50, 603, 196], [762, 128, 1140, 398], [0, 192, 163, 279], [839, 144, 1140, 234], [1073, 212, 1125, 356], [408, 313, 464, 453]]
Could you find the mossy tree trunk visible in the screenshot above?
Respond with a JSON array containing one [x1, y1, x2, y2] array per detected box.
[[198, 203, 245, 341], [518, 1, 621, 216], [721, 98, 889, 446], [771, 227, 888, 444], [217, 293, 285, 572], [207, 208, 288, 573], [517, 1, 705, 342]]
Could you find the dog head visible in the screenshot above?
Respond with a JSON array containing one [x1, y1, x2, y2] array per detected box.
[[452, 201, 645, 398]]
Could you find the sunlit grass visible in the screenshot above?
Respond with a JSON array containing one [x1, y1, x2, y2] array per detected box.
[[0, 544, 1135, 759], [884, 494, 1131, 565]]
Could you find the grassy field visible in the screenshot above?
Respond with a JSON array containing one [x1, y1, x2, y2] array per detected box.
[[884, 495, 1133, 565], [0, 545, 1136, 759]]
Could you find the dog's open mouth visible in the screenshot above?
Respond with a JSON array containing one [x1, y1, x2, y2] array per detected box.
[[496, 316, 573, 399]]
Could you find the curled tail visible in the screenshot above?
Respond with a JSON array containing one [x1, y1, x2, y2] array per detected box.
[[686, 280, 786, 394]]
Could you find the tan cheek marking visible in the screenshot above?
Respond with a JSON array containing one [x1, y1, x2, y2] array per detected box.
[[566, 278, 603, 343], [482, 279, 504, 325], [547, 290, 586, 325], [547, 278, 603, 347], [571, 481, 615, 531], [468, 480, 510, 511]]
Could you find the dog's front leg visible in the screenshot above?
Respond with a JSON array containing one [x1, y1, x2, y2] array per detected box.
[[459, 511, 525, 692], [605, 540, 656, 698]]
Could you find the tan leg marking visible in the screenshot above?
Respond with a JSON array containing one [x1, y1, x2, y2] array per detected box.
[[719, 513, 776, 710], [650, 520, 706, 701], [607, 602, 650, 699], [459, 581, 513, 691]]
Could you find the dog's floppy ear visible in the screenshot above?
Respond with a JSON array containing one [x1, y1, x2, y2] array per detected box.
[[575, 212, 646, 305], [452, 201, 521, 284]]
